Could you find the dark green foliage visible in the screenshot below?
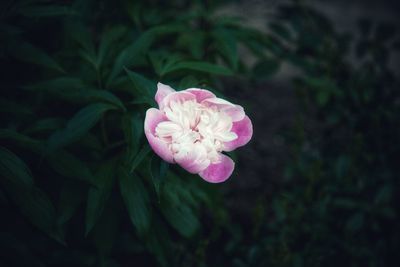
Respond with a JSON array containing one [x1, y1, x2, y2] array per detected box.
[[0, 0, 261, 266], [0, 0, 398, 267]]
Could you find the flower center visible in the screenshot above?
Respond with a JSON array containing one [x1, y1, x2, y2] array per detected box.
[[155, 100, 237, 163]]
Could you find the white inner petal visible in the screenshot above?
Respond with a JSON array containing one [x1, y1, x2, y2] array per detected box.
[[155, 99, 238, 164]]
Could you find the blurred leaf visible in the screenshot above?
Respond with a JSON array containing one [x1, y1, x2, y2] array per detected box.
[[124, 69, 156, 99], [129, 95, 154, 105], [129, 145, 151, 173], [149, 155, 169, 198], [161, 61, 233, 76], [85, 160, 116, 236], [149, 52, 183, 78], [48, 103, 117, 150], [65, 20, 95, 54], [122, 113, 143, 162], [0, 130, 41, 152], [107, 24, 184, 85], [335, 156, 350, 179], [178, 75, 200, 89], [47, 149, 96, 186], [252, 58, 280, 79], [18, 5, 78, 17], [25, 118, 64, 134], [25, 77, 84, 91], [176, 31, 205, 59], [374, 185, 392, 205], [9, 41, 64, 73], [58, 180, 85, 225], [0, 146, 34, 187], [26, 78, 126, 109], [213, 28, 238, 69], [269, 22, 292, 41], [346, 212, 364, 232], [302, 77, 342, 107], [118, 167, 151, 235], [145, 217, 171, 267], [91, 197, 120, 257], [0, 151, 64, 243], [160, 175, 200, 238], [97, 26, 127, 68]]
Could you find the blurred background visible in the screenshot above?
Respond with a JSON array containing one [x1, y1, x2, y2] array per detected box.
[[0, 0, 399, 266]]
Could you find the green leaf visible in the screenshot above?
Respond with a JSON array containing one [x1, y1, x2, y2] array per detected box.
[[48, 103, 117, 150], [161, 61, 233, 76], [118, 167, 151, 235], [85, 161, 116, 236], [129, 145, 151, 173], [79, 90, 126, 111], [47, 149, 96, 186], [0, 152, 63, 244], [65, 20, 95, 54], [10, 41, 64, 73], [122, 113, 143, 161], [26, 78, 126, 109], [97, 26, 127, 68], [213, 28, 238, 69], [0, 130, 42, 152], [58, 180, 85, 225], [0, 146, 34, 187], [160, 175, 200, 238], [24, 118, 65, 134], [129, 95, 155, 106], [149, 52, 183, 78], [178, 75, 200, 90], [107, 24, 184, 85], [124, 68, 156, 98], [149, 155, 169, 198], [9, 184, 64, 244]]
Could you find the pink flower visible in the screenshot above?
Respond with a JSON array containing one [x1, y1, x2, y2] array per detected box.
[[144, 83, 253, 183]]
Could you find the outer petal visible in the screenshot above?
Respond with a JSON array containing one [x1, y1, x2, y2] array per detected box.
[[199, 154, 235, 183], [174, 143, 210, 174], [155, 82, 175, 108], [160, 91, 196, 111], [201, 97, 245, 122], [185, 88, 216, 102], [144, 108, 174, 163], [224, 115, 253, 152]]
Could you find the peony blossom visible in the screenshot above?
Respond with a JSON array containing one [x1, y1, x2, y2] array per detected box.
[[144, 83, 253, 183]]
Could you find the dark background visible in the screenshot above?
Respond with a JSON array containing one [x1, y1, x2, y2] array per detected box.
[[0, 0, 399, 266]]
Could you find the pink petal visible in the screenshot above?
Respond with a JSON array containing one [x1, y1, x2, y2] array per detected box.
[[199, 154, 235, 183], [144, 108, 174, 163], [201, 98, 245, 122], [155, 83, 175, 108], [185, 88, 216, 102], [160, 91, 196, 111], [224, 115, 253, 152], [174, 144, 210, 174]]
